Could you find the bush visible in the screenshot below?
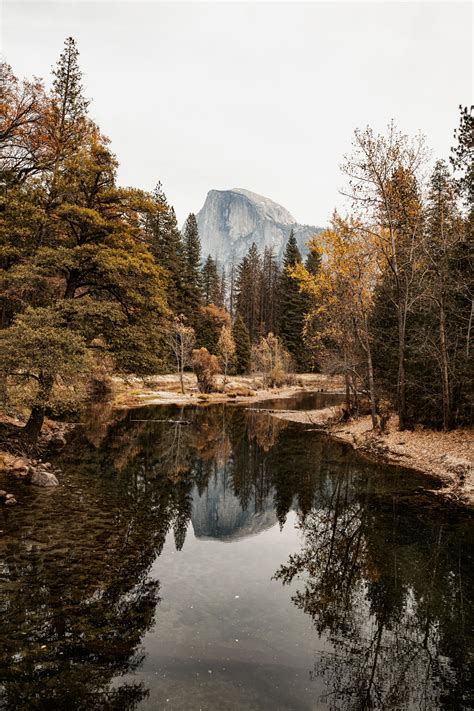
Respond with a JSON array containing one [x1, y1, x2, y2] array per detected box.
[[251, 333, 293, 388], [192, 348, 221, 393]]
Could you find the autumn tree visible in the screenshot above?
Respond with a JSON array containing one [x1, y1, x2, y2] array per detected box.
[[217, 324, 236, 389], [295, 215, 380, 428], [0, 62, 49, 182], [342, 123, 428, 429], [251, 332, 292, 388], [192, 348, 221, 393], [166, 316, 196, 394]]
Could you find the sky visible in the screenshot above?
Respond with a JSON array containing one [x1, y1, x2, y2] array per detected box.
[[1, 1, 472, 227]]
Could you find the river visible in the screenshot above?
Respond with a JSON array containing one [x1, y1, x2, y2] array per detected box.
[[0, 396, 472, 709]]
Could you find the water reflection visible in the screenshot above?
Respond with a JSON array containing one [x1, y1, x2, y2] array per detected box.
[[275, 478, 473, 709], [0, 402, 471, 710]]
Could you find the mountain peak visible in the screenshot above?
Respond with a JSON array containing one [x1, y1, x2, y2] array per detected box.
[[196, 188, 320, 265]]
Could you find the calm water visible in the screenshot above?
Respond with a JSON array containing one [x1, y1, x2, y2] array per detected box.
[[252, 390, 344, 411], [0, 399, 472, 710]]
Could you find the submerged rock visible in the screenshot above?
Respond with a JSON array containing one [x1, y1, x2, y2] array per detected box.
[[29, 467, 59, 487]]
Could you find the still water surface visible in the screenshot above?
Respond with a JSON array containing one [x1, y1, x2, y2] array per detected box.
[[0, 397, 472, 709]]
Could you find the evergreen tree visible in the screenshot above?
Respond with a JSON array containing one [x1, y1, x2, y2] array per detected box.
[[236, 243, 262, 342], [0, 40, 169, 439], [261, 246, 281, 335], [450, 105, 474, 212], [147, 182, 185, 312], [51, 36, 89, 146], [181, 213, 202, 325], [278, 230, 307, 371], [305, 246, 322, 275], [228, 262, 236, 320], [201, 255, 221, 306], [232, 313, 251, 374]]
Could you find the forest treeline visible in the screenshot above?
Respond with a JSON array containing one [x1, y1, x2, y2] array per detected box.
[[0, 37, 472, 439], [296, 118, 473, 431]]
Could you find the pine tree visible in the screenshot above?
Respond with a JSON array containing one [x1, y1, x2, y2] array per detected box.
[[228, 262, 236, 320], [278, 230, 307, 371], [305, 246, 322, 275], [261, 246, 281, 335], [236, 243, 262, 342], [39, 37, 92, 245], [181, 213, 202, 325], [201, 255, 221, 306], [147, 182, 185, 312], [232, 313, 251, 374], [49, 36, 90, 179]]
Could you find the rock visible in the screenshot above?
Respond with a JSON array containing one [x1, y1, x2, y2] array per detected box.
[[5, 497, 17, 506], [195, 188, 321, 264], [49, 433, 67, 450], [5, 493, 15, 500], [12, 457, 29, 472], [30, 468, 59, 487], [0, 490, 7, 498]]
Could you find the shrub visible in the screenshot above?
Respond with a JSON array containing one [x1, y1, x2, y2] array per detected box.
[[192, 348, 221, 393], [251, 333, 293, 388]]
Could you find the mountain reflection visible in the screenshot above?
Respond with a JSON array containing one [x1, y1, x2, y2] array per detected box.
[[0, 402, 471, 710]]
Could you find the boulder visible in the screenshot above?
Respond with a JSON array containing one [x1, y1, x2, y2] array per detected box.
[[30, 468, 59, 487]]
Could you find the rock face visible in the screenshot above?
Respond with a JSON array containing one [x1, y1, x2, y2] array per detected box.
[[195, 188, 321, 265]]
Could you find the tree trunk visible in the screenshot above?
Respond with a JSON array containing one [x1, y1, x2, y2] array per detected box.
[[397, 308, 407, 430], [439, 300, 452, 430], [223, 356, 228, 390], [366, 340, 379, 431], [23, 373, 54, 442], [344, 351, 351, 411], [179, 340, 185, 394]]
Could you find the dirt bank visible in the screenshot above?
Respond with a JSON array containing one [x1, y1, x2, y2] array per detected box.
[[273, 406, 473, 507]]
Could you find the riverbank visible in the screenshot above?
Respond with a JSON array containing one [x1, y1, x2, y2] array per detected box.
[[331, 415, 473, 506], [272, 406, 473, 507], [112, 372, 344, 408]]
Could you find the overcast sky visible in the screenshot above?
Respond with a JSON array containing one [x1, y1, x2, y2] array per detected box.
[[1, 1, 472, 226]]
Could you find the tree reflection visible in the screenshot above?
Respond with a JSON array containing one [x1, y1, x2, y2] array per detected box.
[[3, 401, 469, 709], [275, 477, 473, 710]]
